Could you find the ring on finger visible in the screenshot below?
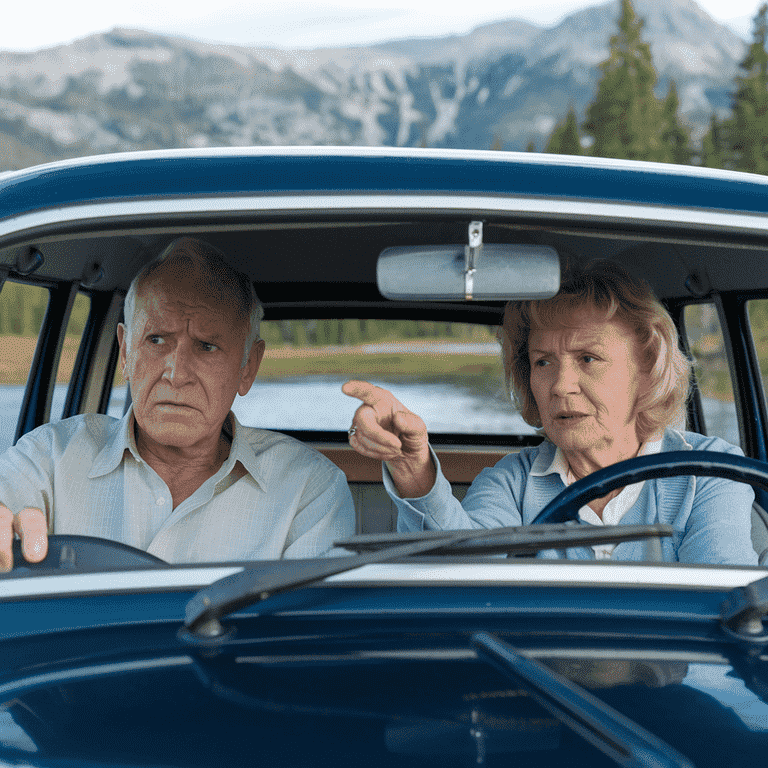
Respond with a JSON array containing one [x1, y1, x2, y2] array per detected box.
[[348, 426, 357, 437]]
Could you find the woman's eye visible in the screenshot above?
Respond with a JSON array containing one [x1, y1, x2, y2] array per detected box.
[[582, 355, 596, 364], [533, 358, 549, 367]]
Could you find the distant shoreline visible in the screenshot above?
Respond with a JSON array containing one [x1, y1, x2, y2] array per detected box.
[[0, 334, 739, 404]]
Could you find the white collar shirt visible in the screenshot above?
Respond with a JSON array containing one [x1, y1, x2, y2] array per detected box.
[[530, 438, 663, 559], [0, 408, 354, 562]]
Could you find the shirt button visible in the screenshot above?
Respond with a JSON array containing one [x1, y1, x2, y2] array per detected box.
[[157, 498, 165, 506]]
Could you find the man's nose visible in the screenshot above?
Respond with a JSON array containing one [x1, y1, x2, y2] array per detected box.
[[163, 341, 195, 386], [550, 360, 580, 397]]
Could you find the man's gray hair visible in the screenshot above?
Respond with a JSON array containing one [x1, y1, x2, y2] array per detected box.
[[123, 237, 264, 367]]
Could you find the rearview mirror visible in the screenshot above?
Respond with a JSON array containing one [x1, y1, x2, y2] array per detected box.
[[377, 243, 561, 301]]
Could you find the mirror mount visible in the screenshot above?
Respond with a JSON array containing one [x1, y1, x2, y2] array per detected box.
[[464, 221, 483, 300]]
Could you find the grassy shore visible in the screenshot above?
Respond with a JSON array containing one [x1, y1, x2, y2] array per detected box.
[[259, 346, 502, 381], [0, 337, 504, 386]]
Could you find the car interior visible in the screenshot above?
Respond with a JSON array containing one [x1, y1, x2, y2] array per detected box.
[[1, 213, 768, 561]]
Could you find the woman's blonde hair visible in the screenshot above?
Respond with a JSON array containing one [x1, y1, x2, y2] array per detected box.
[[499, 260, 691, 442]]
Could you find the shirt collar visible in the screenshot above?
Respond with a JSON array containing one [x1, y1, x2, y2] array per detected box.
[[89, 407, 268, 490], [220, 412, 269, 491], [530, 436, 664, 486], [89, 406, 140, 478], [661, 428, 693, 451]]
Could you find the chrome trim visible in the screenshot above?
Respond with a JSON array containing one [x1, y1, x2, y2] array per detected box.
[[323, 562, 766, 588], [7, 145, 768, 183], [234, 648, 727, 664], [2, 194, 768, 243], [236, 649, 478, 663], [0, 566, 243, 598], [0, 561, 764, 600]]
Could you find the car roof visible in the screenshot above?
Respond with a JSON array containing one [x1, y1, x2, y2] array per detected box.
[[4, 146, 768, 210], [1, 147, 767, 313]]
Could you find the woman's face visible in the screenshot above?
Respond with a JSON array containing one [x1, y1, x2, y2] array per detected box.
[[528, 308, 648, 461]]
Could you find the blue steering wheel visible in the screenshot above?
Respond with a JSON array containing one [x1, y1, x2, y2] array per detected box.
[[532, 450, 768, 524]]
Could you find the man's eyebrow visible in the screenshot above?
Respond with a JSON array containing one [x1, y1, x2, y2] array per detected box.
[[191, 329, 227, 343]]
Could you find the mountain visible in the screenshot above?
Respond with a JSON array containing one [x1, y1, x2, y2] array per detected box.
[[0, 0, 749, 170]]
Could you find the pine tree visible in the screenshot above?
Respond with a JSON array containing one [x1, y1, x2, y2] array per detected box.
[[583, 0, 663, 161], [730, 4, 768, 173], [700, 113, 728, 169], [546, 106, 582, 155], [659, 81, 691, 164]]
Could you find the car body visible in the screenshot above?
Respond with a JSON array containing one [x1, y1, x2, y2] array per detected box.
[[2, 147, 768, 767]]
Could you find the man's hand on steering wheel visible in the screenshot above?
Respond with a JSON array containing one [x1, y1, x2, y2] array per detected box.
[[0, 506, 48, 572]]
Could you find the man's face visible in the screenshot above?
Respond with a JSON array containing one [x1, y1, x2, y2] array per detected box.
[[117, 267, 264, 452]]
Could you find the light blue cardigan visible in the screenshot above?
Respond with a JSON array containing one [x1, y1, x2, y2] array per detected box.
[[387, 429, 759, 565]]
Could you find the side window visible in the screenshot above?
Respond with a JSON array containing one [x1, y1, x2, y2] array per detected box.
[[683, 303, 739, 446], [748, 299, 768, 418], [0, 281, 50, 453], [232, 319, 537, 436], [107, 356, 128, 418], [53, 291, 91, 421]]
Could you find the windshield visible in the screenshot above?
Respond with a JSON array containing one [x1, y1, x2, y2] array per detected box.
[[231, 319, 534, 438], [0, 246, 765, 574]]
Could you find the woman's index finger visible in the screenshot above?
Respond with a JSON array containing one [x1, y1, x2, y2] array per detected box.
[[342, 380, 399, 410]]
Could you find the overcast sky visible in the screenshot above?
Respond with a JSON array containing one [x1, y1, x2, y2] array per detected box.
[[1, 0, 760, 52]]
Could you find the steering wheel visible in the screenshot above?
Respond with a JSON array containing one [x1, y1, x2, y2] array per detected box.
[[532, 450, 768, 525], [10, 534, 167, 573]]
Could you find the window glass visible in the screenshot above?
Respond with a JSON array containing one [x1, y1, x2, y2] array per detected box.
[[107, 352, 128, 418], [748, 299, 768, 419], [683, 303, 739, 445], [231, 319, 536, 435], [0, 281, 49, 452], [53, 292, 91, 420]]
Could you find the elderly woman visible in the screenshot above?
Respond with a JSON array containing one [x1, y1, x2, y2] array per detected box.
[[343, 260, 758, 565]]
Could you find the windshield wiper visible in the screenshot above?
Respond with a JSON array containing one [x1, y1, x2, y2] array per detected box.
[[336, 523, 673, 557], [472, 632, 694, 768], [181, 524, 672, 641]]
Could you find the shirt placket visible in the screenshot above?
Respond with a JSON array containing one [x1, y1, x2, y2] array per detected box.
[[123, 457, 173, 549], [145, 458, 237, 555]]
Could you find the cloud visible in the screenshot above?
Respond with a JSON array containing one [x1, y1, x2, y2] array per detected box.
[[2, 0, 754, 52]]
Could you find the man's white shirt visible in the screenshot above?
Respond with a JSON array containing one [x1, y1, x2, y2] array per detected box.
[[0, 409, 354, 562]]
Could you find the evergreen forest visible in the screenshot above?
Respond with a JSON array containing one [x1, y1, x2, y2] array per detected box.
[[544, 0, 768, 172]]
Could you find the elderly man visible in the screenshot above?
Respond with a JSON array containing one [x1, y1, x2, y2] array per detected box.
[[0, 238, 355, 570]]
